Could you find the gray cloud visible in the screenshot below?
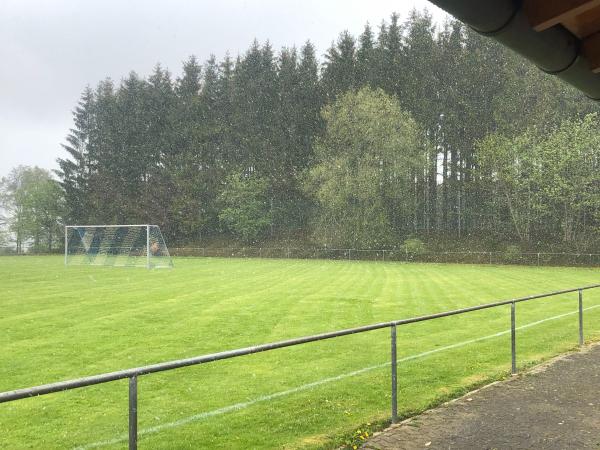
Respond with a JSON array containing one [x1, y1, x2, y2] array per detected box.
[[0, 0, 446, 178]]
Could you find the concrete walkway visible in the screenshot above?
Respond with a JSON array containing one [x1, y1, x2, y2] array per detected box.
[[364, 344, 600, 449]]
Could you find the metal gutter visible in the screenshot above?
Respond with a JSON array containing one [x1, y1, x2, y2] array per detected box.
[[428, 0, 600, 99]]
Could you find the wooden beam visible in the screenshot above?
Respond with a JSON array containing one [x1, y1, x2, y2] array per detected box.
[[524, 0, 600, 32], [562, 6, 600, 37], [583, 32, 600, 72]]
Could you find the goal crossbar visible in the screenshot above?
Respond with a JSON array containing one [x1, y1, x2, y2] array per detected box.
[[65, 224, 152, 228]]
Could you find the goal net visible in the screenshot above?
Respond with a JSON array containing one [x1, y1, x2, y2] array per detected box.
[[65, 225, 173, 268]]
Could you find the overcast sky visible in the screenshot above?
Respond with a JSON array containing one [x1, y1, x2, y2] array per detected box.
[[0, 0, 447, 179]]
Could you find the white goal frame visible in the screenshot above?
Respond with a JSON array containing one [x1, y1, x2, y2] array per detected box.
[[64, 224, 173, 269]]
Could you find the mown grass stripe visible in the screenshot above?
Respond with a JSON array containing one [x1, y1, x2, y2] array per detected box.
[[74, 304, 599, 450]]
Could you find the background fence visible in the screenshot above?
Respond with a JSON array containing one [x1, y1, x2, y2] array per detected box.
[[169, 247, 600, 267], [4, 245, 600, 267]]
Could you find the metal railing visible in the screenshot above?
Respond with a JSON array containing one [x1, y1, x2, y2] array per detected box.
[[1, 284, 600, 449], [169, 246, 600, 267]]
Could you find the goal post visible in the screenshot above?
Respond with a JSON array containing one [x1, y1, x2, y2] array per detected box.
[[64, 224, 173, 269]]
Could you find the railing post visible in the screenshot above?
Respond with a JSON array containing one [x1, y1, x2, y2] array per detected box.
[[511, 302, 517, 375], [579, 289, 584, 347], [129, 376, 138, 450], [390, 325, 398, 423]]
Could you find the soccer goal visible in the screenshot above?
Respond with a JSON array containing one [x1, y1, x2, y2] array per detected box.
[[64, 225, 173, 268]]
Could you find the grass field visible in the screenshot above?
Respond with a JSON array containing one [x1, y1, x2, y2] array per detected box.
[[1, 256, 600, 449]]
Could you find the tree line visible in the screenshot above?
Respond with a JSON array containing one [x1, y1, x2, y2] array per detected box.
[[0, 166, 62, 252], [3, 10, 600, 252]]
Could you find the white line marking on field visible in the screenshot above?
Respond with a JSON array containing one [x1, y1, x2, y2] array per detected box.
[[75, 304, 600, 449]]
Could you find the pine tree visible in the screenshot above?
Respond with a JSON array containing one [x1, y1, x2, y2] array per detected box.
[[57, 86, 95, 224], [356, 23, 376, 86], [378, 13, 404, 96], [144, 64, 176, 229], [322, 31, 357, 98]]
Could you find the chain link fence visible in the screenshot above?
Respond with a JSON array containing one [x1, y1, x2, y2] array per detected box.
[[169, 247, 600, 267], [3, 245, 600, 267]]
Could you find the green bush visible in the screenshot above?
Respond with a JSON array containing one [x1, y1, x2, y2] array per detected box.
[[218, 173, 273, 244], [402, 238, 426, 259], [503, 244, 522, 263]]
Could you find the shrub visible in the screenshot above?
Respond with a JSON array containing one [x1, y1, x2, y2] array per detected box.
[[218, 173, 273, 244], [503, 244, 521, 263], [402, 238, 426, 260]]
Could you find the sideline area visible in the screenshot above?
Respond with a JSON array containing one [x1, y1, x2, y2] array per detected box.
[[364, 343, 600, 449]]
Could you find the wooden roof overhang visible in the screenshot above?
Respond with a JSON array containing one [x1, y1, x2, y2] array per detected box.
[[428, 0, 600, 99], [525, 0, 600, 73]]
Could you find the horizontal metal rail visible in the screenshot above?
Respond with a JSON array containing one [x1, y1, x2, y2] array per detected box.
[[2, 283, 599, 448], [2, 283, 598, 403]]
